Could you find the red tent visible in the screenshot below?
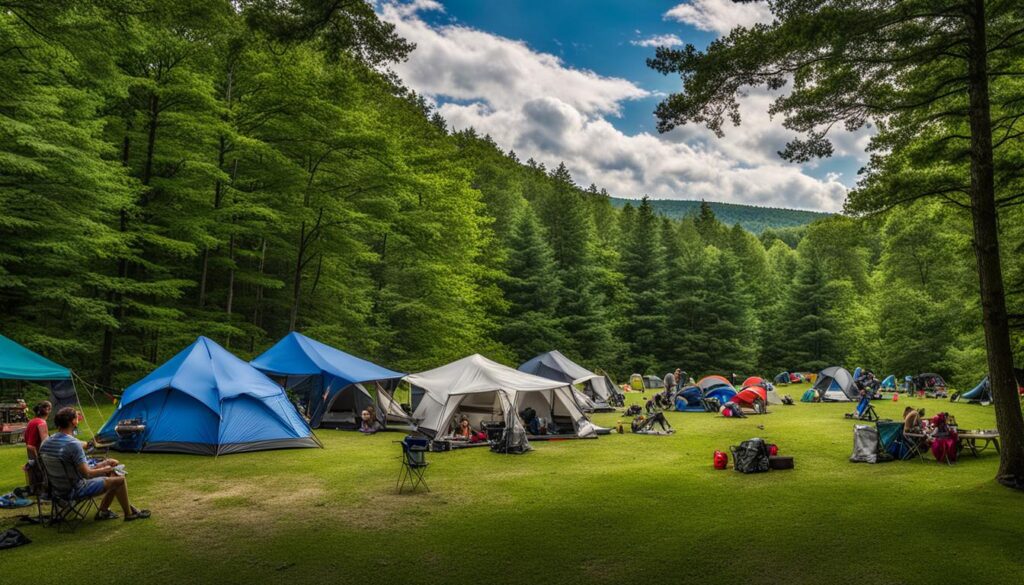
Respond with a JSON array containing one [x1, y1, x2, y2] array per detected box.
[[733, 386, 768, 409], [741, 376, 767, 389]]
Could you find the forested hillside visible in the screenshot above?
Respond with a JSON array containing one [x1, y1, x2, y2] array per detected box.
[[1, 1, 1022, 395], [609, 198, 829, 233]]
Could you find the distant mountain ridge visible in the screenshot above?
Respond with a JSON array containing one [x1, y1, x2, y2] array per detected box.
[[608, 198, 831, 233]]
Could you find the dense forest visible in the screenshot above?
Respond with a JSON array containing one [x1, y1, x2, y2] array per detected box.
[[1, 0, 1022, 401], [609, 198, 829, 233]]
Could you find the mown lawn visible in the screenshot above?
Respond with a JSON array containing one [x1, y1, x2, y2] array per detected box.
[[2, 383, 1022, 585]]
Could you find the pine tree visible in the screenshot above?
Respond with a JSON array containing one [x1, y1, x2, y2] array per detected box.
[[499, 209, 566, 362], [619, 197, 667, 373]]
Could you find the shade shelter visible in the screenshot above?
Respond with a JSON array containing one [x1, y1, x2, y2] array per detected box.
[[251, 332, 406, 429], [0, 334, 79, 414], [409, 354, 598, 450], [813, 366, 858, 402], [97, 336, 318, 455], [518, 350, 622, 412]]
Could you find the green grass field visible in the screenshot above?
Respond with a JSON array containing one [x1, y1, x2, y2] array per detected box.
[[2, 384, 1022, 585]]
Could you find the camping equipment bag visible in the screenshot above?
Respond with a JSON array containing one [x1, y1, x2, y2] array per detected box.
[[849, 425, 880, 463], [714, 450, 728, 470], [768, 443, 779, 456], [769, 456, 794, 470], [730, 439, 770, 473]]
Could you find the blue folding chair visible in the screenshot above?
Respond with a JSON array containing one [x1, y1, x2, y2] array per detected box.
[[396, 436, 430, 494], [845, 396, 878, 421]]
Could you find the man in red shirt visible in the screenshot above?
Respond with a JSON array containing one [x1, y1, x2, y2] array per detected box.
[[24, 400, 51, 461]]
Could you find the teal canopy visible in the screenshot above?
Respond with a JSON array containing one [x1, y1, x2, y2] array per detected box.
[[0, 334, 72, 381]]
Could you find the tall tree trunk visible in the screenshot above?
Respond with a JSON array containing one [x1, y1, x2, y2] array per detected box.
[[100, 128, 133, 387], [199, 65, 235, 308], [965, 0, 1024, 488], [251, 237, 268, 352], [289, 221, 306, 331]]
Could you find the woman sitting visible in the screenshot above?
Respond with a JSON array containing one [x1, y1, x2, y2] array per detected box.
[[452, 416, 474, 440], [358, 409, 382, 434], [903, 406, 923, 434]]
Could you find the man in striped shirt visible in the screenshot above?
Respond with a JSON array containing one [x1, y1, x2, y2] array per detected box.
[[38, 407, 151, 522]]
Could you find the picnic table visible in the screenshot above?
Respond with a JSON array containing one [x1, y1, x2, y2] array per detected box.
[[957, 430, 1000, 457]]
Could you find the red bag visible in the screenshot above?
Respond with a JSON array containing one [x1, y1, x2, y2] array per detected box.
[[714, 450, 728, 470], [769, 444, 779, 456]]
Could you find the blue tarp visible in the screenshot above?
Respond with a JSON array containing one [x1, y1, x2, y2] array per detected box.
[[97, 336, 317, 455], [251, 332, 404, 428]]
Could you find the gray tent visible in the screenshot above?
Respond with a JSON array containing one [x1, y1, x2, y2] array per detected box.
[[408, 354, 598, 452], [518, 350, 622, 412], [814, 366, 858, 402]]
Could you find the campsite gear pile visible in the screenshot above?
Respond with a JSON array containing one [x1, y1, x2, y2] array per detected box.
[[722, 438, 791, 473]]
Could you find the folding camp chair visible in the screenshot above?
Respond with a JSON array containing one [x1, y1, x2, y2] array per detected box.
[[38, 454, 97, 533], [876, 421, 924, 463], [396, 436, 430, 494], [845, 396, 879, 422]]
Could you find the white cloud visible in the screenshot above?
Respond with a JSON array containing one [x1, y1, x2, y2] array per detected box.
[[665, 0, 773, 36], [380, 2, 647, 117], [630, 34, 684, 48], [379, 1, 853, 211]]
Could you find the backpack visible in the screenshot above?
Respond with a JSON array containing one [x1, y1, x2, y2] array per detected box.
[[731, 439, 771, 473], [713, 450, 729, 470]]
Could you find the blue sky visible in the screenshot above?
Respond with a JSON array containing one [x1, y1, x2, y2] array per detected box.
[[378, 1, 868, 211]]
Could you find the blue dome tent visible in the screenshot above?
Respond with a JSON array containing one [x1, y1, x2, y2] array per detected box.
[[251, 332, 406, 430], [97, 336, 318, 455], [880, 375, 896, 390]]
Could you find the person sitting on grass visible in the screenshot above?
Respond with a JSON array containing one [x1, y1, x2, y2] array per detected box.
[[359, 409, 382, 434], [39, 407, 150, 522]]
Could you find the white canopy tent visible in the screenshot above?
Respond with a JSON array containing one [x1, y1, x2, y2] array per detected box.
[[408, 354, 599, 446]]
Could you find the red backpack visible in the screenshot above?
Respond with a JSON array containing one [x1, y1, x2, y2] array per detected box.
[[714, 450, 729, 470]]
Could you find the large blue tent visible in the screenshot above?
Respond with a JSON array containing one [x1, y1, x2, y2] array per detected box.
[[251, 332, 405, 429], [97, 336, 318, 455], [0, 333, 79, 413]]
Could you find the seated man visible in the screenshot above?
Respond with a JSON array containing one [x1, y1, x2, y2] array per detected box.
[[519, 407, 541, 435], [39, 407, 150, 522]]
